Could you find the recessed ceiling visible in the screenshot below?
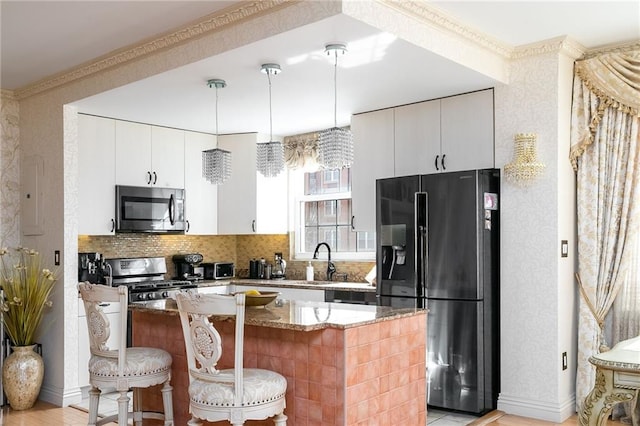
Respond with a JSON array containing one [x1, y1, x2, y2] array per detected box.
[[2, 1, 638, 137]]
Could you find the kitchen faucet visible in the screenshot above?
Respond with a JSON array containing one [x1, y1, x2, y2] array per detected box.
[[313, 242, 337, 281]]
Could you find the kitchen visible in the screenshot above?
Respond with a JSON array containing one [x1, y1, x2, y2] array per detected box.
[[1, 1, 635, 424]]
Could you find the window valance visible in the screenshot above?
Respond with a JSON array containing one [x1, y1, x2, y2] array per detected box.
[[570, 48, 640, 170]]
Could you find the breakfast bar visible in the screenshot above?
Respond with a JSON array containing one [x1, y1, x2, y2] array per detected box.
[[130, 298, 427, 425]]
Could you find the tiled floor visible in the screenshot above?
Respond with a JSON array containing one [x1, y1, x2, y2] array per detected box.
[[428, 408, 481, 425]]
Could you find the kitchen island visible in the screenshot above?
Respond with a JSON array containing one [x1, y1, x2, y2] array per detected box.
[[130, 298, 426, 425]]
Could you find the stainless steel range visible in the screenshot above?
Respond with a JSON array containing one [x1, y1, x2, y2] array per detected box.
[[105, 256, 197, 302]]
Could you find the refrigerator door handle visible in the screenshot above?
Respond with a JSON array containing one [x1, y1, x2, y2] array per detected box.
[[415, 192, 428, 298]]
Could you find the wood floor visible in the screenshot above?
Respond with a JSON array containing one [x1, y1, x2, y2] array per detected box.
[[0, 401, 629, 426]]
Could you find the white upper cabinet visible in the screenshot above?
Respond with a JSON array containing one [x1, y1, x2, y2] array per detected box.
[[217, 133, 287, 235], [115, 121, 184, 188], [78, 114, 116, 235], [184, 131, 218, 235], [351, 108, 395, 232], [439, 89, 494, 172], [151, 126, 185, 188], [394, 99, 441, 175]]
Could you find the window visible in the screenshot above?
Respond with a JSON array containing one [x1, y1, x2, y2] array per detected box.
[[294, 168, 375, 259]]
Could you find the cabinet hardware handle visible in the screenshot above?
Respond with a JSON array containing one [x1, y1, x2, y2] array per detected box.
[[351, 215, 355, 230], [441, 154, 446, 170], [435, 155, 439, 171], [169, 194, 175, 225], [186, 220, 190, 233], [147, 171, 152, 185], [153, 171, 157, 185], [110, 219, 115, 233], [98, 303, 110, 307], [251, 220, 256, 233]]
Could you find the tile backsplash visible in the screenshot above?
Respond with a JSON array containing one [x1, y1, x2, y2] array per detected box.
[[78, 233, 375, 283]]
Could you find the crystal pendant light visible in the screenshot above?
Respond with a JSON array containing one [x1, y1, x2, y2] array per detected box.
[[202, 79, 232, 184], [256, 63, 284, 178], [318, 43, 353, 170]]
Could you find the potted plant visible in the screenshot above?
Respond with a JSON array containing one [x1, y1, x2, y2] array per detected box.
[[0, 247, 57, 410]]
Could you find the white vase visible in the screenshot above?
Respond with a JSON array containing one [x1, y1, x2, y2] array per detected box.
[[2, 345, 44, 410]]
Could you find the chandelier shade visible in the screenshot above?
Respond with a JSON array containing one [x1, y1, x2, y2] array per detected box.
[[202, 148, 231, 184], [257, 63, 284, 178], [318, 43, 353, 170], [256, 141, 285, 178], [202, 78, 231, 184]]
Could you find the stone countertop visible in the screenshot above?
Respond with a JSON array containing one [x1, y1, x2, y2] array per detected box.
[[129, 298, 424, 331], [197, 278, 377, 292]]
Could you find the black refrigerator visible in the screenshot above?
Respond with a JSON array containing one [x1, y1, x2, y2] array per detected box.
[[376, 169, 500, 415]]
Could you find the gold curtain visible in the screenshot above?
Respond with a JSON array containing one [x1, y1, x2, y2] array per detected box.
[[572, 48, 640, 413], [283, 131, 319, 171]]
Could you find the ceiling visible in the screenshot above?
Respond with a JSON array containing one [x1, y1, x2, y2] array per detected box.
[[2, 1, 638, 137]]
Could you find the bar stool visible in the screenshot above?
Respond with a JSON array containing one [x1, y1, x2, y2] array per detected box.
[[176, 291, 287, 425], [78, 282, 174, 426]]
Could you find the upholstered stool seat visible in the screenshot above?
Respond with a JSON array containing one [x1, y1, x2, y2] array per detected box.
[[79, 283, 174, 426], [89, 347, 172, 378], [189, 368, 287, 407]]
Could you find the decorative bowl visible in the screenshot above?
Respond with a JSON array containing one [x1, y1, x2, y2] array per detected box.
[[234, 291, 279, 307]]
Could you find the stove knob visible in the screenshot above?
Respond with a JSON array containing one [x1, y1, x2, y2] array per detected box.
[[147, 293, 156, 300], [161, 291, 169, 298], [136, 293, 145, 301]]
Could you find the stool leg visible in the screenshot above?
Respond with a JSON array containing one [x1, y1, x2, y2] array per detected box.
[[117, 390, 130, 426], [161, 377, 174, 426], [187, 416, 203, 426], [133, 388, 143, 425], [273, 412, 288, 425], [87, 386, 100, 426]]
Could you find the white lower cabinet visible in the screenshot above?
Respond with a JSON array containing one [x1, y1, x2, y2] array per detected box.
[[234, 285, 325, 302], [196, 285, 230, 295], [78, 300, 121, 396]]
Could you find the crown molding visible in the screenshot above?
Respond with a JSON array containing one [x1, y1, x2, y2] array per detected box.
[[378, 0, 513, 60], [14, 0, 295, 100], [512, 36, 586, 61], [1, 89, 17, 101]]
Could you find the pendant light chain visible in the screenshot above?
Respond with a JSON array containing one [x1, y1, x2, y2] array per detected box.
[[256, 63, 284, 178], [318, 43, 353, 170], [202, 79, 231, 184]]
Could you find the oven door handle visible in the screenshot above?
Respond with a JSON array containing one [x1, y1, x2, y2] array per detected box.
[[169, 194, 175, 225]]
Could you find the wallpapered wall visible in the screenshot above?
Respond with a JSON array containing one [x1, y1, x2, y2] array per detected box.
[[78, 233, 375, 282]]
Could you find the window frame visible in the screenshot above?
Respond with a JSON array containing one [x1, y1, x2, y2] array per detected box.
[[290, 169, 375, 261]]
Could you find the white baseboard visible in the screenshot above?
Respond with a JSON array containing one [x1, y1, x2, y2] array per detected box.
[[38, 384, 83, 407], [497, 393, 576, 422]]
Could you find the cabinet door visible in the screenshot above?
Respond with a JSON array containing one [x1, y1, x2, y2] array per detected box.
[[184, 131, 218, 235], [394, 100, 441, 175], [217, 134, 258, 234], [440, 89, 494, 172], [115, 121, 152, 185], [78, 115, 116, 235], [351, 109, 395, 232], [151, 126, 185, 188], [255, 132, 287, 234]]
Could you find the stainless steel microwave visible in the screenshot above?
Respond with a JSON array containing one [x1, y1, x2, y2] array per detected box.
[[115, 185, 186, 233]]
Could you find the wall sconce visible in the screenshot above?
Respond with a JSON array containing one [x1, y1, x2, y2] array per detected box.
[[504, 133, 545, 184]]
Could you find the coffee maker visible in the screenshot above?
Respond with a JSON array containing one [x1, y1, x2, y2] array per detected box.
[[173, 253, 204, 280], [78, 252, 105, 284]]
